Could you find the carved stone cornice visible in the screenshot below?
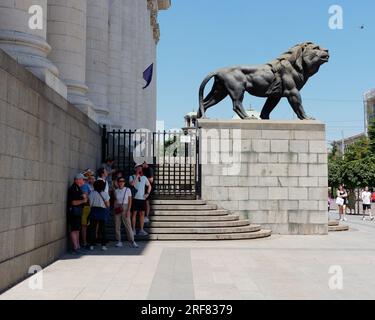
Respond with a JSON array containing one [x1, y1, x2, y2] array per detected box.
[[158, 0, 171, 10], [147, 0, 170, 43]]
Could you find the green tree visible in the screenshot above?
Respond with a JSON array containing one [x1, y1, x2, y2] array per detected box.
[[344, 138, 370, 161], [340, 156, 375, 189], [329, 137, 375, 189], [328, 156, 343, 187], [368, 117, 375, 154]]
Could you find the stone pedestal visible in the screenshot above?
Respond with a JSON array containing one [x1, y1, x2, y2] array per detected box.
[[198, 120, 328, 235]]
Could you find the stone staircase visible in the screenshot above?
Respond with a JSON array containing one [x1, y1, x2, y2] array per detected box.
[[328, 220, 349, 232], [107, 199, 272, 241], [146, 200, 271, 240]]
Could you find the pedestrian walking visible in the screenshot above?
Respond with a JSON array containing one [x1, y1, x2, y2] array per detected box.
[[361, 186, 374, 221], [336, 185, 348, 222]]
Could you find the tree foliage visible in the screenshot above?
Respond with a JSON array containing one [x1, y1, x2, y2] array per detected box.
[[328, 134, 375, 189], [368, 117, 375, 154]]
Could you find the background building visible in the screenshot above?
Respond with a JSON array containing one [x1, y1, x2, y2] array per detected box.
[[364, 88, 375, 135], [0, 0, 171, 131], [333, 88, 374, 154]]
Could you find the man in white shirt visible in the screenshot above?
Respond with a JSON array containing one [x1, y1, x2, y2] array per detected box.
[[361, 186, 374, 221]]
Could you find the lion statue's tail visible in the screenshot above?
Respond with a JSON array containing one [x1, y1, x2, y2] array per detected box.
[[198, 72, 218, 118]]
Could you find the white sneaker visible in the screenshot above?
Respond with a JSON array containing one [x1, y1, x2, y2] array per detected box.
[[144, 217, 150, 224], [89, 246, 94, 251], [362, 217, 366, 221], [115, 242, 123, 248], [343, 217, 348, 222], [101, 246, 108, 251], [340, 218, 344, 222], [138, 230, 148, 236], [130, 241, 139, 248]]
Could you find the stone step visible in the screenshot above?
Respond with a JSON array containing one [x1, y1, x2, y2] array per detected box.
[[155, 171, 194, 175], [156, 168, 194, 170], [150, 214, 240, 222], [151, 200, 206, 205], [145, 225, 261, 234], [152, 209, 228, 216], [329, 225, 349, 232], [155, 180, 194, 182], [328, 220, 339, 227], [151, 204, 217, 211], [148, 220, 250, 228], [147, 230, 272, 241]]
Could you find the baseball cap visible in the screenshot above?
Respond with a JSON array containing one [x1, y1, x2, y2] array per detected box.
[[134, 163, 143, 169], [74, 173, 86, 180]]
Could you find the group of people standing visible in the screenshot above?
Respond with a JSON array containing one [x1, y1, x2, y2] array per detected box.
[[67, 158, 153, 255], [335, 185, 375, 222]]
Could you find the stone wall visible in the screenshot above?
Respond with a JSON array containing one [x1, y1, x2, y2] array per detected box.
[[0, 49, 101, 292], [198, 120, 328, 235]]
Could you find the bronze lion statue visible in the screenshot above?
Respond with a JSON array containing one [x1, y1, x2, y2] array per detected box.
[[197, 42, 329, 120]]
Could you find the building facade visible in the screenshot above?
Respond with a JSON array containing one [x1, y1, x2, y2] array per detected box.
[[333, 88, 374, 153], [334, 133, 366, 155], [364, 88, 375, 134], [0, 0, 171, 131]]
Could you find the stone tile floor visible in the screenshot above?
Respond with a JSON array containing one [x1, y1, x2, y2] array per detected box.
[[1, 212, 375, 300]]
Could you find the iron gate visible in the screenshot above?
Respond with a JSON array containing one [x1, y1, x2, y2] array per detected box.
[[102, 126, 201, 200]]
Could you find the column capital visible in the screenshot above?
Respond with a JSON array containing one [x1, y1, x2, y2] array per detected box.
[[0, 0, 67, 98]]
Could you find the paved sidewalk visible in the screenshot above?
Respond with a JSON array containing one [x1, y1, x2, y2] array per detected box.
[[1, 213, 375, 300]]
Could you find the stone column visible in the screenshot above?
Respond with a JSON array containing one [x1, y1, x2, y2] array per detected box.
[[108, 0, 123, 129], [148, 2, 158, 132], [86, 0, 111, 126], [47, 0, 96, 121], [0, 0, 67, 98], [121, 0, 136, 130]]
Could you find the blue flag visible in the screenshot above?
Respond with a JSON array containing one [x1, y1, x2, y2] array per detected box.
[[143, 64, 154, 89]]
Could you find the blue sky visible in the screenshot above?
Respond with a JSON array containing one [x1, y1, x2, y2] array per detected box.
[[156, 0, 375, 143]]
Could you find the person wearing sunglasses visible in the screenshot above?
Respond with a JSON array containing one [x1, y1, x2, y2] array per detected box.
[[114, 177, 138, 248]]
